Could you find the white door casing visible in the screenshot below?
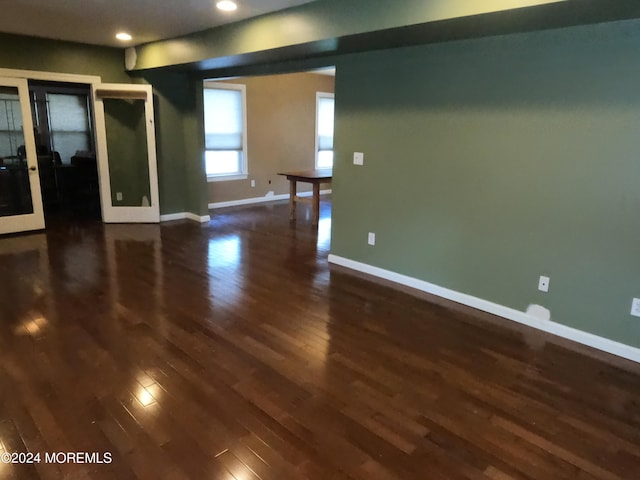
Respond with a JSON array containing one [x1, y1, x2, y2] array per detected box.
[[93, 83, 160, 223], [0, 76, 45, 235]]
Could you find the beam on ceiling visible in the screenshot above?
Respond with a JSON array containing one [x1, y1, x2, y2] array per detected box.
[[130, 0, 640, 73]]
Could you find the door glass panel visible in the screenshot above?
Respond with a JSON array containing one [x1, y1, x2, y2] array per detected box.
[[103, 98, 151, 207], [0, 86, 34, 217]]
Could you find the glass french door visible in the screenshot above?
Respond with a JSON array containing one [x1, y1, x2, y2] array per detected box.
[[0, 77, 45, 234], [93, 84, 159, 223]]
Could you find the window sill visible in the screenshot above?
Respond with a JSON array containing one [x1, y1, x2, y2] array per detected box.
[[207, 174, 248, 183]]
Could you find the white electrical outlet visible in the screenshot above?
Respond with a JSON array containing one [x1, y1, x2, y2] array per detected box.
[[250, 179, 256, 187], [353, 152, 364, 166], [368, 232, 376, 246], [631, 298, 640, 318], [538, 275, 550, 293], [116, 192, 123, 201]]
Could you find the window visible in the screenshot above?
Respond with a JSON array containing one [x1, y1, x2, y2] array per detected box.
[[29, 84, 93, 164], [315, 92, 335, 169], [47, 93, 92, 163], [203, 82, 247, 180]]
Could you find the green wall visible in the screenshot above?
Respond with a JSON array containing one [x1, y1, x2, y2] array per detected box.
[[183, 76, 210, 217], [0, 33, 128, 82], [134, 71, 203, 216], [331, 20, 640, 347]]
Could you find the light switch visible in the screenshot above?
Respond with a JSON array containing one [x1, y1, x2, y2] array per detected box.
[[353, 152, 364, 166]]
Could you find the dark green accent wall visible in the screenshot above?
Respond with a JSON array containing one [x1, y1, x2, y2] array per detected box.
[[184, 77, 209, 217], [331, 19, 640, 348], [133, 71, 200, 216], [0, 33, 128, 82]]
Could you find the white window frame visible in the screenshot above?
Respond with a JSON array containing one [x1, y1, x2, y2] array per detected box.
[[203, 81, 248, 182], [315, 91, 335, 169]]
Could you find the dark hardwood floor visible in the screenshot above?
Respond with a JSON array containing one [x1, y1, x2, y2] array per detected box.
[[1, 199, 639, 479]]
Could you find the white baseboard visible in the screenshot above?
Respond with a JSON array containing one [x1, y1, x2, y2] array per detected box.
[[209, 189, 332, 210], [160, 212, 187, 222], [162, 188, 333, 221], [186, 213, 211, 223], [210, 193, 289, 209], [328, 254, 640, 364], [160, 212, 210, 223]]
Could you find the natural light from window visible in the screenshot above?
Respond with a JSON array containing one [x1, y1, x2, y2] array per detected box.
[[203, 83, 247, 179], [207, 235, 243, 306], [47, 93, 91, 164], [316, 93, 334, 169]]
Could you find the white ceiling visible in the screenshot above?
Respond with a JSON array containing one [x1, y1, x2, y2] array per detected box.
[[0, 0, 317, 47]]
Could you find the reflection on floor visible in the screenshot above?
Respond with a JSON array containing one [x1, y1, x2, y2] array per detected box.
[[0, 198, 639, 480]]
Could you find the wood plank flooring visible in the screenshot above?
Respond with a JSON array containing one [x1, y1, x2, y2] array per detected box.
[[0, 199, 639, 479]]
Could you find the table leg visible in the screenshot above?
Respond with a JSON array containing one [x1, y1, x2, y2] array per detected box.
[[312, 182, 320, 226], [289, 180, 296, 221]]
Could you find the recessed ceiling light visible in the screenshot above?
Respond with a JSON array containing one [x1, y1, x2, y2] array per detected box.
[[115, 32, 132, 42], [216, 1, 237, 12]]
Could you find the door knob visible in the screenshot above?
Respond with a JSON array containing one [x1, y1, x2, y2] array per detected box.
[[29, 166, 37, 171]]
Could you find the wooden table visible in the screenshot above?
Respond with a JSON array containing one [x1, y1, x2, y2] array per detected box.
[[278, 169, 332, 225]]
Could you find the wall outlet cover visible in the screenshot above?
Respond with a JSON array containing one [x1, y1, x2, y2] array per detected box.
[[631, 298, 640, 318], [538, 275, 550, 293]]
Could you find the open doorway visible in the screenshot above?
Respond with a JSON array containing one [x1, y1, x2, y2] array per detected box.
[[205, 67, 335, 214], [28, 80, 101, 224], [204, 67, 335, 248]]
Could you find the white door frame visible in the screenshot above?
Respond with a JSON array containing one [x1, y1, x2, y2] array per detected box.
[[0, 76, 45, 235], [93, 84, 160, 223], [0, 69, 101, 86]]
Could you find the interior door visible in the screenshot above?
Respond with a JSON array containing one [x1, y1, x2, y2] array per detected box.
[[0, 77, 45, 234], [93, 84, 159, 223]]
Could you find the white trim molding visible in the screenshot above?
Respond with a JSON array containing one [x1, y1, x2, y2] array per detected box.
[[209, 189, 332, 210], [0, 69, 101, 85], [160, 212, 211, 223], [327, 254, 640, 364], [160, 213, 187, 222], [187, 213, 211, 223]]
